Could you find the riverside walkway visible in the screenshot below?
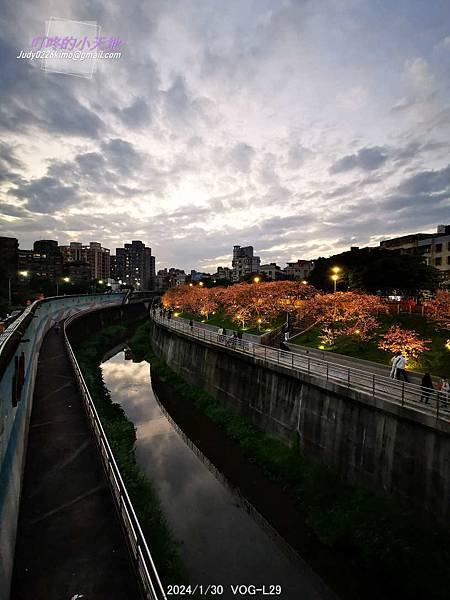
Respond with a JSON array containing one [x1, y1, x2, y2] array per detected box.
[[153, 313, 449, 423], [11, 325, 140, 600]]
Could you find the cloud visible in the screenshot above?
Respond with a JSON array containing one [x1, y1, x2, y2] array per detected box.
[[8, 176, 80, 214], [330, 147, 389, 174]]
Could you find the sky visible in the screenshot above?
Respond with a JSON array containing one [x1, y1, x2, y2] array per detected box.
[[1, 0, 450, 272]]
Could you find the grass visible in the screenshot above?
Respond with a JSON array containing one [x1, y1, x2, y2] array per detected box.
[[174, 310, 282, 335], [129, 319, 450, 600], [292, 313, 450, 377], [74, 320, 188, 586]]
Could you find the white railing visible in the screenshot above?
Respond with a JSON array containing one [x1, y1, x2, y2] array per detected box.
[[64, 314, 167, 600], [152, 313, 450, 423]]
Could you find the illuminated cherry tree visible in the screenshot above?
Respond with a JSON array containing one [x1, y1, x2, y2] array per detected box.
[[424, 290, 450, 330], [378, 325, 431, 359]]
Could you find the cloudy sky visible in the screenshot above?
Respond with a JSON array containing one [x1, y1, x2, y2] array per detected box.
[[1, 0, 450, 271]]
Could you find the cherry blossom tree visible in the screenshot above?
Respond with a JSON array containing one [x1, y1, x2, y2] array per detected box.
[[378, 325, 431, 359]]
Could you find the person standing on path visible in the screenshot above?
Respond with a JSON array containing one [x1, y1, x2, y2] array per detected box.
[[438, 376, 449, 410], [420, 373, 434, 404], [390, 352, 409, 382]]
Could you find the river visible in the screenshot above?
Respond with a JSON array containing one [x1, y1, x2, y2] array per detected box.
[[102, 349, 336, 600]]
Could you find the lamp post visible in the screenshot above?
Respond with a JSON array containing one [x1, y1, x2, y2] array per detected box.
[[330, 266, 340, 293], [253, 276, 261, 283], [9, 270, 29, 305], [56, 277, 70, 296]]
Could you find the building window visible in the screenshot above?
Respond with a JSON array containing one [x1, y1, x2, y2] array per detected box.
[[447, 256, 450, 265], [435, 257, 442, 266], [435, 243, 442, 253]]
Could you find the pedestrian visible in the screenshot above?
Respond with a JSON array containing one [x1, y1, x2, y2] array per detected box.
[[420, 372, 434, 404], [189, 319, 194, 331], [54, 321, 61, 334], [438, 376, 449, 410], [390, 352, 409, 382], [222, 327, 227, 337], [167, 310, 172, 321], [237, 329, 242, 340]]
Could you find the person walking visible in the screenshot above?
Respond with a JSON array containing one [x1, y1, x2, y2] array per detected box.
[[390, 352, 409, 382], [189, 319, 194, 332], [438, 376, 449, 410], [420, 373, 434, 404]]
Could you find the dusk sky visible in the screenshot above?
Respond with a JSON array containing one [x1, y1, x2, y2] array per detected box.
[[1, 0, 450, 271]]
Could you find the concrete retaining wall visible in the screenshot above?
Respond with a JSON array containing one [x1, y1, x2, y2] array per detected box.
[[150, 319, 450, 524]]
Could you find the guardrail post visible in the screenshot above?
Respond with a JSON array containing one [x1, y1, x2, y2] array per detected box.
[[326, 362, 328, 380], [372, 374, 375, 396], [401, 382, 405, 406], [347, 368, 350, 387], [307, 357, 310, 375], [436, 393, 440, 420]]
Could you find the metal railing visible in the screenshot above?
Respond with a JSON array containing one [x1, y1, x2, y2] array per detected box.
[[64, 314, 167, 600], [152, 314, 450, 423]]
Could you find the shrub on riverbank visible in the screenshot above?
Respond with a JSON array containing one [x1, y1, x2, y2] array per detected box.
[[75, 321, 187, 586], [130, 320, 450, 600]]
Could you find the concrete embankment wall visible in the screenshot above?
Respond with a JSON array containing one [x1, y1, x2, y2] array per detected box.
[[150, 319, 450, 525]]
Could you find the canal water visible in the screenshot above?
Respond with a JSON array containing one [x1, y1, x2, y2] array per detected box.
[[102, 350, 335, 600]]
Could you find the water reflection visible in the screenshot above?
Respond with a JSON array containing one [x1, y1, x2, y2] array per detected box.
[[102, 351, 332, 600]]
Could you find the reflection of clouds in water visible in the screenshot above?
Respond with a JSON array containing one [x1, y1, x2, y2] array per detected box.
[[102, 351, 331, 598], [102, 355, 161, 425]]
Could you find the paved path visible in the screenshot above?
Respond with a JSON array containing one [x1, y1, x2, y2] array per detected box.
[[154, 315, 449, 422], [286, 342, 425, 386], [11, 326, 139, 600]]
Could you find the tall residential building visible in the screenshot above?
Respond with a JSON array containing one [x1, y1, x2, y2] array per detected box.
[[284, 259, 314, 280], [88, 242, 110, 280], [381, 224, 450, 282], [232, 245, 260, 281], [0, 236, 19, 281], [18, 240, 63, 282], [115, 240, 155, 289], [60, 241, 110, 280]]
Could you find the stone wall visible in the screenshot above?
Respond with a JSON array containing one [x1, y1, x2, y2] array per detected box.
[[150, 319, 450, 524]]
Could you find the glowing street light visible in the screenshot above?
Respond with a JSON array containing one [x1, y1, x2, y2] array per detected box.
[[189, 283, 193, 287], [253, 276, 261, 283], [331, 273, 339, 293], [56, 277, 70, 296], [301, 280, 308, 285], [199, 281, 204, 287], [330, 266, 341, 293], [18, 270, 29, 277]]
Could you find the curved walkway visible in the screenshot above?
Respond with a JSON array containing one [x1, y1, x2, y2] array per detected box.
[[10, 325, 139, 600]]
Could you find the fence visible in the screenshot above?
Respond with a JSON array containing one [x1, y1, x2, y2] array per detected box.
[[64, 313, 167, 600], [152, 314, 449, 423]]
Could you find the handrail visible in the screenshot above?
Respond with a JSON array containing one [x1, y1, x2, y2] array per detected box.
[[63, 313, 167, 600], [152, 313, 450, 424]]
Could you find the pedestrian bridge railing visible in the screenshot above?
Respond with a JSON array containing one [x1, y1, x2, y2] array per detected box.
[[64, 313, 167, 600], [152, 314, 449, 423]]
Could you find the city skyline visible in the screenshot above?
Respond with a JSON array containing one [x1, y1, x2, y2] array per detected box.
[[1, 1, 450, 272]]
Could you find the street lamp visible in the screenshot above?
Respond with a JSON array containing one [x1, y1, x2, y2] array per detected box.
[[8, 271, 30, 305], [199, 281, 204, 287], [330, 266, 340, 293], [56, 277, 70, 296], [253, 276, 261, 283], [331, 274, 339, 293], [301, 280, 308, 285]]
